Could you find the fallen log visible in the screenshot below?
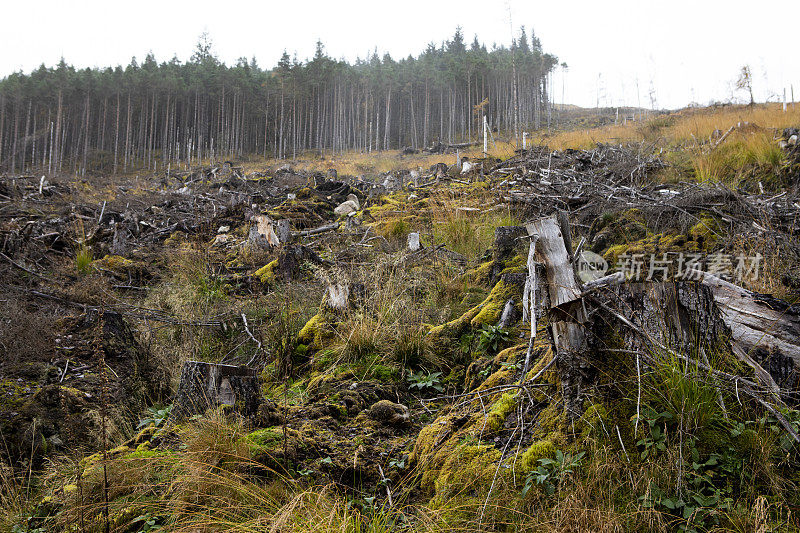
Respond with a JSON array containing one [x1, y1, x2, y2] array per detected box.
[[689, 269, 800, 393], [293, 222, 338, 238]]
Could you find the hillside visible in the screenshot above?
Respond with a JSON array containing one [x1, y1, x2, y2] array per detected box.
[[1, 103, 800, 532]]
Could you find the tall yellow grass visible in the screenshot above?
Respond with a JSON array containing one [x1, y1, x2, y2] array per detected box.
[[537, 103, 800, 150]]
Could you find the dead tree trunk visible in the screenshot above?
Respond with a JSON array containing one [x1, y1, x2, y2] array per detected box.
[[171, 361, 260, 422]]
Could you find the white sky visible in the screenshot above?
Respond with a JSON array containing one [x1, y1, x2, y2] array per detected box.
[[0, 0, 797, 109]]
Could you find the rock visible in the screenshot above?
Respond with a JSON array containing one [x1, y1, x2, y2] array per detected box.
[[407, 232, 422, 251], [368, 400, 410, 427], [211, 234, 231, 247], [334, 194, 361, 216], [382, 174, 400, 192]]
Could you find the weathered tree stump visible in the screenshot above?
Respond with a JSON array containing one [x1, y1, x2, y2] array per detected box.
[[526, 216, 588, 418], [171, 361, 260, 422], [494, 226, 527, 259], [276, 219, 292, 244], [524, 212, 800, 418]]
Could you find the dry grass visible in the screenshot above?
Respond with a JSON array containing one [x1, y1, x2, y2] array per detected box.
[[537, 103, 800, 150], [528, 103, 798, 189], [236, 140, 519, 178], [428, 186, 520, 259]]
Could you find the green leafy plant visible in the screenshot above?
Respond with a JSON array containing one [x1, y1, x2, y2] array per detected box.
[[407, 370, 443, 393], [477, 324, 510, 353], [639, 439, 738, 532], [635, 408, 672, 460], [138, 404, 173, 429], [522, 449, 585, 496], [132, 513, 163, 533]]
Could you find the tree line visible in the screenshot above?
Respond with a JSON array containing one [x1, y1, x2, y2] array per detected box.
[[0, 28, 559, 175]]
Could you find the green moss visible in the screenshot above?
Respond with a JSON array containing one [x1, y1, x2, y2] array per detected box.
[[484, 391, 518, 432], [519, 439, 557, 472], [429, 278, 519, 351], [581, 403, 609, 438], [470, 280, 517, 327], [432, 444, 502, 499], [254, 259, 278, 284], [462, 260, 493, 285], [298, 313, 323, 346], [59, 385, 87, 399], [92, 254, 137, 272], [498, 254, 526, 275], [246, 427, 285, 449], [603, 232, 689, 267], [537, 403, 567, 434], [370, 364, 399, 382], [688, 216, 721, 249]]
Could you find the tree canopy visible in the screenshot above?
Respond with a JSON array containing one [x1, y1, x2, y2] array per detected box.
[[0, 28, 558, 174]]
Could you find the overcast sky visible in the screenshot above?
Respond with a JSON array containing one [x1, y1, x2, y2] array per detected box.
[[0, 0, 796, 109]]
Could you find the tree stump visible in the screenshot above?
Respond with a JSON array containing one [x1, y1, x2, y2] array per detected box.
[[526, 216, 588, 418], [494, 226, 527, 259], [171, 361, 260, 422], [524, 212, 800, 417]]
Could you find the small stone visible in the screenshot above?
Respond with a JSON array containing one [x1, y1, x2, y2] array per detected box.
[[407, 232, 421, 252], [212, 234, 230, 247], [334, 194, 361, 216]]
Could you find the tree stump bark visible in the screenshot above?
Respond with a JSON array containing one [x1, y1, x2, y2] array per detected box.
[[171, 361, 260, 422], [526, 216, 588, 418]]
